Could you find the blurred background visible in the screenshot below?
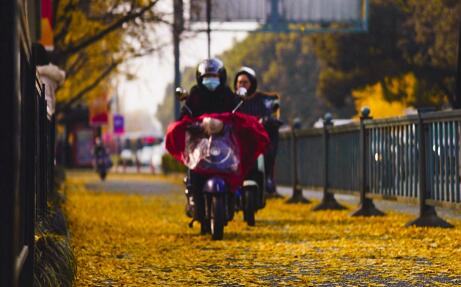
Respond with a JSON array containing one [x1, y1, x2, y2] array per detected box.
[[44, 0, 460, 172]]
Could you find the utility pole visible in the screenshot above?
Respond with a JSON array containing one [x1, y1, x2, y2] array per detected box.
[[206, 0, 211, 58], [456, 21, 461, 109], [173, 0, 183, 119], [269, 0, 280, 29]]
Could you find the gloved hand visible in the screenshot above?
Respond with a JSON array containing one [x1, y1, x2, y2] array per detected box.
[[261, 117, 283, 130], [187, 122, 204, 136], [201, 117, 224, 135]]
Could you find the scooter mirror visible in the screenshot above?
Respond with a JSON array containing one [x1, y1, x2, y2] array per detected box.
[[236, 87, 248, 98], [271, 100, 280, 112], [175, 87, 189, 101]]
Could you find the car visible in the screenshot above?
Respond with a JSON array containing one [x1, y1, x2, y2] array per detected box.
[[138, 145, 154, 166], [120, 149, 136, 166], [151, 144, 166, 173]]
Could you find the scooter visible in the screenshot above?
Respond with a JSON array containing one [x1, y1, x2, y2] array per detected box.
[[169, 87, 268, 239], [93, 144, 111, 181], [96, 157, 108, 181], [238, 96, 282, 225]]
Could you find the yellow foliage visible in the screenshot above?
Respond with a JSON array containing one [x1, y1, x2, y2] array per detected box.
[[353, 74, 417, 119], [54, 0, 126, 104], [64, 171, 461, 286], [56, 35, 123, 103]]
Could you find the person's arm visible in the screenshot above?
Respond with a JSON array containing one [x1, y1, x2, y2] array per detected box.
[[225, 87, 241, 112], [180, 99, 192, 119], [179, 86, 199, 119]]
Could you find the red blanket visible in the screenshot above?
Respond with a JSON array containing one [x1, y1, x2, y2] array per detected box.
[[166, 112, 269, 190]]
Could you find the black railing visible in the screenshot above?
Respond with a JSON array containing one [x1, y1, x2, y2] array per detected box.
[[1, 1, 54, 286], [276, 109, 461, 227]]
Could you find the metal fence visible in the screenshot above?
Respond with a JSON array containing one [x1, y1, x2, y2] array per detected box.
[[1, 1, 54, 286], [276, 109, 461, 227]]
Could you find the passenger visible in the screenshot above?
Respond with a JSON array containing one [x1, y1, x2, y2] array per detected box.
[[234, 67, 282, 195]]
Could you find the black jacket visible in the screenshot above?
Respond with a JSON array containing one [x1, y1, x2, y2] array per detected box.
[[93, 144, 107, 159], [181, 84, 239, 118], [239, 92, 282, 139], [238, 92, 278, 119]]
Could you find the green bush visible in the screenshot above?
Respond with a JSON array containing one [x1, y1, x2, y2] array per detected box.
[[34, 224, 76, 287], [161, 153, 187, 174], [34, 167, 76, 287], [49, 165, 67, 206], [54, 165, 66, 189]]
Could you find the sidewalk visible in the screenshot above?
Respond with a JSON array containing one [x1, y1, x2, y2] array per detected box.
[[65, 171, 461, 286], [278, 186, 461, 220]]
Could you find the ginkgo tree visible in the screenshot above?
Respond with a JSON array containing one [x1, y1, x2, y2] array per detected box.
[[51, 0, 175, 113], [312, 0, 461, 111]]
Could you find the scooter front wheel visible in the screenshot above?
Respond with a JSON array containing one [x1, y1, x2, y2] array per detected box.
[[210, 195, 225, 240]]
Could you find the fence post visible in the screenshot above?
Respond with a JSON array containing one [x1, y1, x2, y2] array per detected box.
[[312, 113, 346, 211], [39, 90, 48, 219], [286, 118, 310, 204], [352, 107, 384, 216], [454, 20, 461, 108], [405, 111, 453, 227], [50, 115, 56, 197], [43, 84, 50, 218]]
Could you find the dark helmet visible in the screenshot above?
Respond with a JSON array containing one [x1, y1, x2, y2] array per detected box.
[[196, 58, 227, 86], [234, 66, 257, 96]]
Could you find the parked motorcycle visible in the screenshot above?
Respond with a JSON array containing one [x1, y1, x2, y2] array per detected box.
[[166, 88, 269, 240]]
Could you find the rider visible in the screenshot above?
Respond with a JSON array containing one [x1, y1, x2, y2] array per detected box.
[[93, 137, 110, 170], [93, 137, 107, 162], [234, 67, 282, 195], [180, 58, 238, 118], [181, 58, 239, 233]]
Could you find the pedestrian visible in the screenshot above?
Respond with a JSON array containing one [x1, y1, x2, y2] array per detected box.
[[135, 138, 143, 173]]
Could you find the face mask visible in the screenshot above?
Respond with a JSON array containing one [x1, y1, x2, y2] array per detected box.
[[202, 77, 220, 91]]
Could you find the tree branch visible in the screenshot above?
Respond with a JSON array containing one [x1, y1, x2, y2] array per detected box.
[[57, 44, 166, 113], [57, 61, 120, 113], [53, 0, 79, 46], [54, 0, 159, 62], [438, 82, 456, 107], [65, 52, 88, 79], [52, 0, 63, 28], [54, 17, 72, 46]]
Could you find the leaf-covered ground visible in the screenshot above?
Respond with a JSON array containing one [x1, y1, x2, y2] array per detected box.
[[64, 171, 461, 286]]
